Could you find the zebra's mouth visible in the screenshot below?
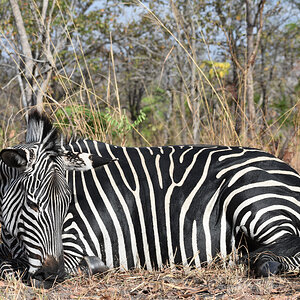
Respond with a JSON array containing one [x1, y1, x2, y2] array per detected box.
[[29, 254, 66, 288], [31, 269, 66, 289]]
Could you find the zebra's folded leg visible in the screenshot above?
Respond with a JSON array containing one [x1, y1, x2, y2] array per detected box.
[[0, 260, 28, 282], [251, 254, 283, 277], [79, 256, 109, 276]]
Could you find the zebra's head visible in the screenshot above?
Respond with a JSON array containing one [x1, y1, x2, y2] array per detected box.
[[0, 110, 111, 285]]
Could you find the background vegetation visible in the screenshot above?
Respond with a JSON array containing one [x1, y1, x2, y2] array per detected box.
[[0, 0, 299, 169], [0, 0, 299, 298]]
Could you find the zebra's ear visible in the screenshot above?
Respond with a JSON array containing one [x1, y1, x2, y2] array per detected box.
[[0, 148, 28, 169], [61, 151, 117, 171]]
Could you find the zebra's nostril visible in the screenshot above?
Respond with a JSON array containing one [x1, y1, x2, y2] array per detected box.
[[43, 255, 59, 269]]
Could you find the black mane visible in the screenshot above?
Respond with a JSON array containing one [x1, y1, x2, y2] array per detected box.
[[26, 110, 59, 147]]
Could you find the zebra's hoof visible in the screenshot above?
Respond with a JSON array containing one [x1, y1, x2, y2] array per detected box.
[[256, 261, 282, 277], [79, 256, 109, 276]]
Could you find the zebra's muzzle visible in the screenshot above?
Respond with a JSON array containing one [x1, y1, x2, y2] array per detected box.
[[31, 254, 65, 288]]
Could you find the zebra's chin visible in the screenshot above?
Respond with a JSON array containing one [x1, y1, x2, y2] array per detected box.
[[30, 276, 65, 289]]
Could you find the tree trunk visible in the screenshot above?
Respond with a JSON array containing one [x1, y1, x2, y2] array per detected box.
[[245, 0, 265, 139], [189, 1, 200, 144], [9, 0, 59, 113], [245, 0, 256, 139], [180, 79, 187, 144]]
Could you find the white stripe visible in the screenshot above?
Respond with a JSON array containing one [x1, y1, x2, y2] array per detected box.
[[179, 146, 193, 163], [62, 233, 77, 240], [28, 258, 43, 271], [64, 250, 84, 258], [136, 148, 162, 268], [257, 223, 297, 241], [249, 205, 300, 239], [216, 157, 283, 179], [63, 242, 84, 252], [264, 230, 291, 245], [179, 148, 224, 267], [80, 170, 114, 267], [104, 144, 151, 269], [218, 148, 268, 162], [64, 212, 74, 223], [71, 173, 100, 255], [84, 141, 127, 269], [203, 180, 225, 262], [228, 167, 261, 187], [268, 170, 300, 179], [192, 220, 201, 268], [165, 147, 180, 267], [122, 147, 152, 270], [147, 147, 153, 155], [155, 154, 163, 189], [229, 167, 300, 187], [254, 215, 290, 237], [235, 211, 252, 234], [218, 147, 245, 161], [63, 219, 94, 256], [102, 142, 140, 268], [91, 168, 128, 269]]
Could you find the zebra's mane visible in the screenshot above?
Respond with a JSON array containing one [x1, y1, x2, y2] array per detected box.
[[26, 110, 59, 149]]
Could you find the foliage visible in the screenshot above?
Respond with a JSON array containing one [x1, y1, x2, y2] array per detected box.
[[201, 61, 231, 80], [0, 0, 299, 169], [55, 105, 107, 135], [104, 108, 146, 138], [55, 105, 146, 143]]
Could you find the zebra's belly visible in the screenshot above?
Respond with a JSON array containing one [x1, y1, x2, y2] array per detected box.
[[62, 212, 235, 271]]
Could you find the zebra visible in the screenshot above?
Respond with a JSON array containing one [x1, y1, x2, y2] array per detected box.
[[0, 110, 299, 287]]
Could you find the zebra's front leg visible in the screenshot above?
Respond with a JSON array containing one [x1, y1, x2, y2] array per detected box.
[[79, 256, 109, 276]]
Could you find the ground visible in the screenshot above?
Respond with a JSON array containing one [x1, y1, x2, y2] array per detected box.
[[0, 264, 299, 299]]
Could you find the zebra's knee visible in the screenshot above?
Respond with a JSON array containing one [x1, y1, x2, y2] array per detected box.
[[79, 256, 109, 276]]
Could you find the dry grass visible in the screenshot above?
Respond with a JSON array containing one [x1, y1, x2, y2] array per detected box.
[[0, 265, 299, 299]]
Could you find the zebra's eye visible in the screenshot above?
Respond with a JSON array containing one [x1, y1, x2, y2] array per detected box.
[[27, 200, 39, 212]]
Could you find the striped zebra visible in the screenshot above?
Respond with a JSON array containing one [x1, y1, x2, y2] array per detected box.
[[0, 110, 299, 287]]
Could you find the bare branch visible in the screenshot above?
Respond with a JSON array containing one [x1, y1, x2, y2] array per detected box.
[[248, 0, 266, 66]]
